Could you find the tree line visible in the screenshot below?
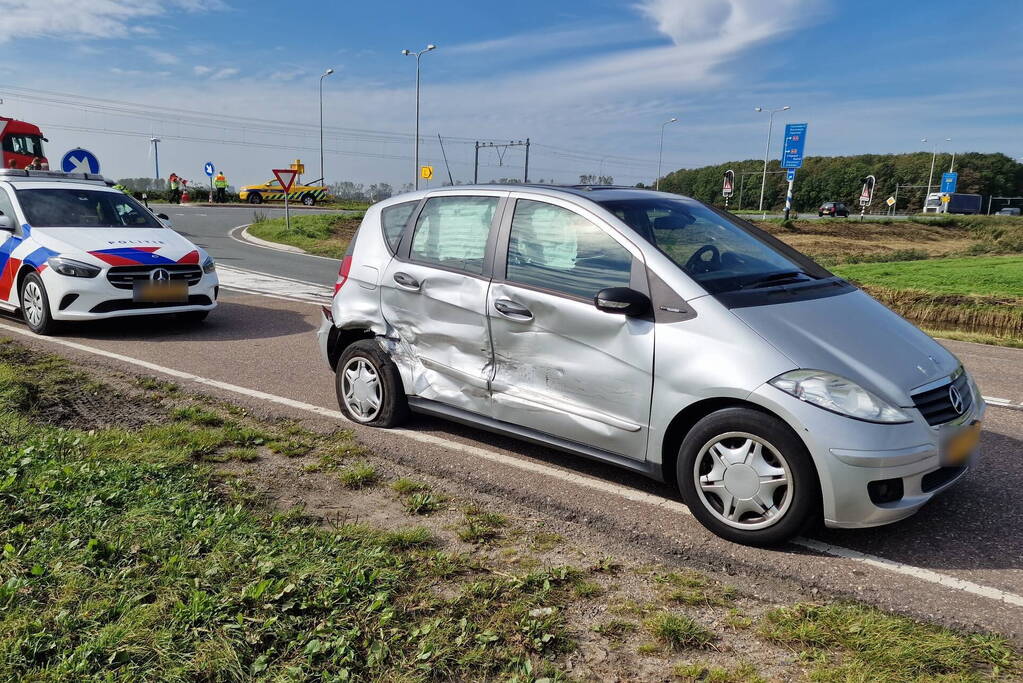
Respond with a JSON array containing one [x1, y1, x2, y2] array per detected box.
[[656, 152, 1023, 213]]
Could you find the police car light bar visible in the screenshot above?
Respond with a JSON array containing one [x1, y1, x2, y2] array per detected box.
[[0, 169, 108, 182]]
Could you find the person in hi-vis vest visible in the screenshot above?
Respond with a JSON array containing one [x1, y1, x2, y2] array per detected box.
[[214, 171, 228, 203]]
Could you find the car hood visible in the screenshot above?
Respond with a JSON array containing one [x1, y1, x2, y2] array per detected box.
[[28, 225, 204, 267], [731, 289, 959, 406]]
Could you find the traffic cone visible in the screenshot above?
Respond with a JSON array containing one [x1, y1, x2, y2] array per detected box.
[[181, 188, 191, 204]]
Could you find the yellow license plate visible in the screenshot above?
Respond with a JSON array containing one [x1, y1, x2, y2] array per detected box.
[[134, 281, 188, 303], [944, 421, 982, 465]]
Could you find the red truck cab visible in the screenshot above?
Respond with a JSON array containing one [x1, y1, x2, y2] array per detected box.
[[1, 116, 48, 170]]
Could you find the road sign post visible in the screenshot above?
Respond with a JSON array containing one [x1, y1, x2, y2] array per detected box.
[[722, 169, 734, 209], [273, 168, 299, 232], [204, 162, 215, 203], [859, 175, 876, 221], [780, 124, 808, 220]]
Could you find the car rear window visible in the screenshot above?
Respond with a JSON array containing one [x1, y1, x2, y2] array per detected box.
[[410, 196, 498, 275]]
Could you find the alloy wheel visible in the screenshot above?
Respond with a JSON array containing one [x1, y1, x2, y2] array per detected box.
[[692, 431, 793, 530]]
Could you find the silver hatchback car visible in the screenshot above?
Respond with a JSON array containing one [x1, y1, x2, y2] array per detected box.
[[318, 185, 984, 545]]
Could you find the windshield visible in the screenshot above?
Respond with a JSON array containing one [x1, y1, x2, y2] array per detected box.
[[2, 133, 44, 157], [599, 197, 811, 294], [15, 189, 163, 228]]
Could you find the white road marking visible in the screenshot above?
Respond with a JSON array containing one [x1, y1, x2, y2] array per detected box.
[[795, 538, 1023, 608], [0, 319, 1021, 610], [216, 265, 332, 304]]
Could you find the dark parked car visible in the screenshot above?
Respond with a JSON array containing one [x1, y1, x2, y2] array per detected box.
[[818, 202, 849, 217], [995, 207, 1020, 216]]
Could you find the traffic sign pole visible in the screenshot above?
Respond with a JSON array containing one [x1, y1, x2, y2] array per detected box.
[[273, 168, 299, 233]]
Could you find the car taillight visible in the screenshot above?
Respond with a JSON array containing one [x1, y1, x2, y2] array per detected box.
[[334, 254, 352, 295]]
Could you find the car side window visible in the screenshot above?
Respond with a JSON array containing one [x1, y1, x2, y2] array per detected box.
[[410, 196, 498, 275], [506, 199, 632, 299], [0, 188, 17, 225], [381, 201, 417, 253]]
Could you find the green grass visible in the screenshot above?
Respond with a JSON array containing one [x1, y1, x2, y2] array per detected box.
[[0, 347, 591, 680], [760, 603, 1019, 682], [247, 212, 363, 259], [834, 255, 1023, 298], [338, 462, 378, 488], [646, 612, 716, 650], [390, 477, 429, 495]]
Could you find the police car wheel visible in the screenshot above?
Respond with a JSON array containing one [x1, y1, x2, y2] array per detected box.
[[302, 194, 315, 206], [20, 272, 60, 336], [247, 193, 262, 205]]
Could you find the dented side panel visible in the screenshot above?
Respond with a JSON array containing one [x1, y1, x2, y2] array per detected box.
[[379, 260, 494, 412], [487, 281, 654, 459]]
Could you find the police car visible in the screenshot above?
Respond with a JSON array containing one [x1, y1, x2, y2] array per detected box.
[[0, 169, 218, 335]]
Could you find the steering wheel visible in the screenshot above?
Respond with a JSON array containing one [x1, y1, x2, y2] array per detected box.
[[685, 244, 721, 274]]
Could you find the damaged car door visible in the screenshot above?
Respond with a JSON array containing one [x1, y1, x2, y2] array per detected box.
[[380, 192, 506, 413], [487, 196, 654, 459]]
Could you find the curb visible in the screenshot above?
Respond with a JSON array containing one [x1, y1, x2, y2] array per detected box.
[[239, 225, 309, 254]]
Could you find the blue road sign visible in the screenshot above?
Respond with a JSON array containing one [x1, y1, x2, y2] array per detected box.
[[204, 162, 215, 177], [940, 172, 958, 193], [786, 168, 796, 182], [60, 148, 101, 174], [780, 123, 808, 169]]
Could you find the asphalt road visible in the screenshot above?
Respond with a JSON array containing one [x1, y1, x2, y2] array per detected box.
[[4, 205, 1023, 641]]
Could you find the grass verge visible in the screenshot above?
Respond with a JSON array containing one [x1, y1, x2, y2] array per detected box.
[[247, 212, 363, 259]]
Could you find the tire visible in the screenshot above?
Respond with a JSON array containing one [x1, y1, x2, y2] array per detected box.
[[178, 310, 209, 324], [301, 194, 316, 206], [676, 407, 819, 546], [247, 193, 263, 205], [817, 212, 823, 217], [19, 272, 60, 335], [335, 339, 409, 428]]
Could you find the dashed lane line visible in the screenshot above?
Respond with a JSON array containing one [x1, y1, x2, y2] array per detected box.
[[1, 319, 1021, 611]]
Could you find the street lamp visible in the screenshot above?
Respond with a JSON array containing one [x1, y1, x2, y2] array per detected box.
[[921, 137, 951, 195], [319, 68, 335, 184], [655, 117, 678, 191], [754, 105, 789, 214], [402, 44, 437, 190]]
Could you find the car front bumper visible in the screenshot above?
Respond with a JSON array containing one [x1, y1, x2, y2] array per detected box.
[[749, 379, 986, 529], [43, 269, 220, 321]]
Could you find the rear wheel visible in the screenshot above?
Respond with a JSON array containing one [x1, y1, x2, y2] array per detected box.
[[335, 340, 409, 427], [677, 407, 819, 546], [302, 194, 316, 206], [20, 272, 59, 335], [247, 193, 263, 205]]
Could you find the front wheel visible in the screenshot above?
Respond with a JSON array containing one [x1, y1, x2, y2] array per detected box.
[[20, 272, 60, 335], [677, 407, 819, 546], [301, 194, 316, 206], [335, 339, 409, 427], [247, 193, 263, 205]]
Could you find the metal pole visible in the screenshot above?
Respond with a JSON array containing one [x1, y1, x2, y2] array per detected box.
[[474, 141, 479, 184], [414, 54, 421, 190], [987, 195, 993, 215], [437, 134, 454, 185], [738, 172, 745, 210], [758, 111, 776, 214], [949, 151, 956, 174], [893, 184, 900, 215], [284, 186, 291, 232], [656, 124, 665, 190], [926, 145, 936, 196], [319, 70, 333, 185], [784, 176, 793, 220], [152, 138, 160, 180], [523, 138, 530, 183]]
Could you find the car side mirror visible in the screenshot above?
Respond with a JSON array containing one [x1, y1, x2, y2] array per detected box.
[[594, 287, 651, 317], [0, 214, 13, 232]]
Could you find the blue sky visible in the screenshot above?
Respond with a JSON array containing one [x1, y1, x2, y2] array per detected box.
[[0, 0, 1020, 188]]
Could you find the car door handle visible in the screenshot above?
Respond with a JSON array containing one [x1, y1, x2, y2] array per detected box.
[[494, 298, 532, 320], [392, 271, 421, 291]]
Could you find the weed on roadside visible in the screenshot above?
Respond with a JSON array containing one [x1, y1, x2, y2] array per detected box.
[[646, 612, 716, 650], [457, 505, 508, 544], [404, 492, 446, 515], [339, 462, 378, 488]]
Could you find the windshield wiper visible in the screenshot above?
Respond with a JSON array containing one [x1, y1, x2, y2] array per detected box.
[[740, 271, 816, 290]]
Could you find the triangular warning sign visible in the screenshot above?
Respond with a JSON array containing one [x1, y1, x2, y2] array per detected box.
[[860, 187, 870, 201], [723, 178, 733, 192], [273, 168, 299, 192]]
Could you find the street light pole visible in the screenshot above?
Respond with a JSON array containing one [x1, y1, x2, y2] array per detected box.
[[402, 44, 437, 190], [655, 117, 677, 191], [319, 68, 334, 185], [755, 106, 789, 214], [922, 137, 951, 195]]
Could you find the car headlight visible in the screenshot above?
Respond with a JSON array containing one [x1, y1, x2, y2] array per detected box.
[[47, 256, 100, 278], [201, 255, 216, 274], [769, 370, 911, 424]]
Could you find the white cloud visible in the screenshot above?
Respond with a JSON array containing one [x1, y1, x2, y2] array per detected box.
[[141, 47, 180, 65], [209, 67, 239, 80], [0, 0, 225, 43], [194, 65, 212, 76]]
